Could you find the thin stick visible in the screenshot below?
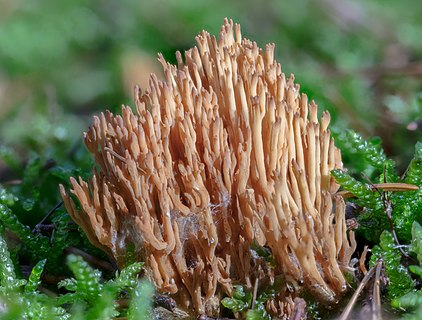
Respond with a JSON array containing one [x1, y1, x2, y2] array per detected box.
[[337, 183, 418, 199], [33, 201, 63, 233], [65, 247, 114, 272], [251, 275, 259, 309], [338, 261, 379, 320], [372, 260, 383, 320], [384, 199, 409, 258]]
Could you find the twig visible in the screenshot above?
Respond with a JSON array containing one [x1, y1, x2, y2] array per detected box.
[[337, 183, 418, 199], [1, 179, 22, 186], [338, 260, 379, 320], [38, 286, 58, 297], [362, 62, 422, 80], [372, 260, 383, 320], [383, 197, 409, 258], [375, 170, 409, 259], [117, 294, 176, 312], [42, 159, 56, 171], [32, 201, 63, 233], [251, 274, 259, 309], [41, 274, 67, 285], [65, 247, 114, 272]]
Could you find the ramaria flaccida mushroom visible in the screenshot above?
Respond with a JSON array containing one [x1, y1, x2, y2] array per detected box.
[[60, 19, 356, 317]]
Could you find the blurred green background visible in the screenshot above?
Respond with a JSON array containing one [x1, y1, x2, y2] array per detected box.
[[1, 0, 422, 180]]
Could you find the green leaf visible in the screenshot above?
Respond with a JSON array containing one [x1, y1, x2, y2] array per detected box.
[[331, 169, 383, 209], [345, 130, 396, 181], [0, 186, 17, 207], [55, 255, 147, 318], [20, 155, 43, 210], [0, 232, 21, 290], [108, 262, 143, 290], [370, 231, 414, 300], [58, 278, 78, 292], [25, 259, 47, 292], [221, 296, 250, 313], [404, 142, 422, 186], [0, 203, 50, 257], [0, 144, 20, 173], [247, 304, 271, 320], [127, 280, 154, 320], [232, 285, 251, 302], [409, 265, 422, 278], [83, 285, 118, 320], [392, 290, 422, 310], [411, 221, 422, 264], [65, 254, 102, 302], [247, 308, 271, 320]]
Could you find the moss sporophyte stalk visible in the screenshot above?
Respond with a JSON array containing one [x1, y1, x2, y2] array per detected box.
[[61, 19, 356, 318]]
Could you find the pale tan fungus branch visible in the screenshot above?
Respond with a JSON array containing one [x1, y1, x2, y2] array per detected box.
[[61, 19, 356, 317]]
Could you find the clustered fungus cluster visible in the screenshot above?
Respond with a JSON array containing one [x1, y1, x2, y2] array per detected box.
[[60, 19, 356, 317]]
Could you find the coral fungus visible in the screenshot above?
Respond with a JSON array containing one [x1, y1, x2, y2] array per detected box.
[[61, 19, 356, 317]]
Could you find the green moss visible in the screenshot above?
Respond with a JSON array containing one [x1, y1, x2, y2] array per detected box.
[[333, 138, 422, 244], [370, 231, 414, 300], [0, 231, 151, 320]]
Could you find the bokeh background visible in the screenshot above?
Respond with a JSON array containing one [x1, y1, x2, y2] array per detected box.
[[1, 0, 422, 179]]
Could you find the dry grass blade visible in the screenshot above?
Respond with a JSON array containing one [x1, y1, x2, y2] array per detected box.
[[338, 259, 383, 320], [338, 183, 419, 199], [372, 260, 383, 320]]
